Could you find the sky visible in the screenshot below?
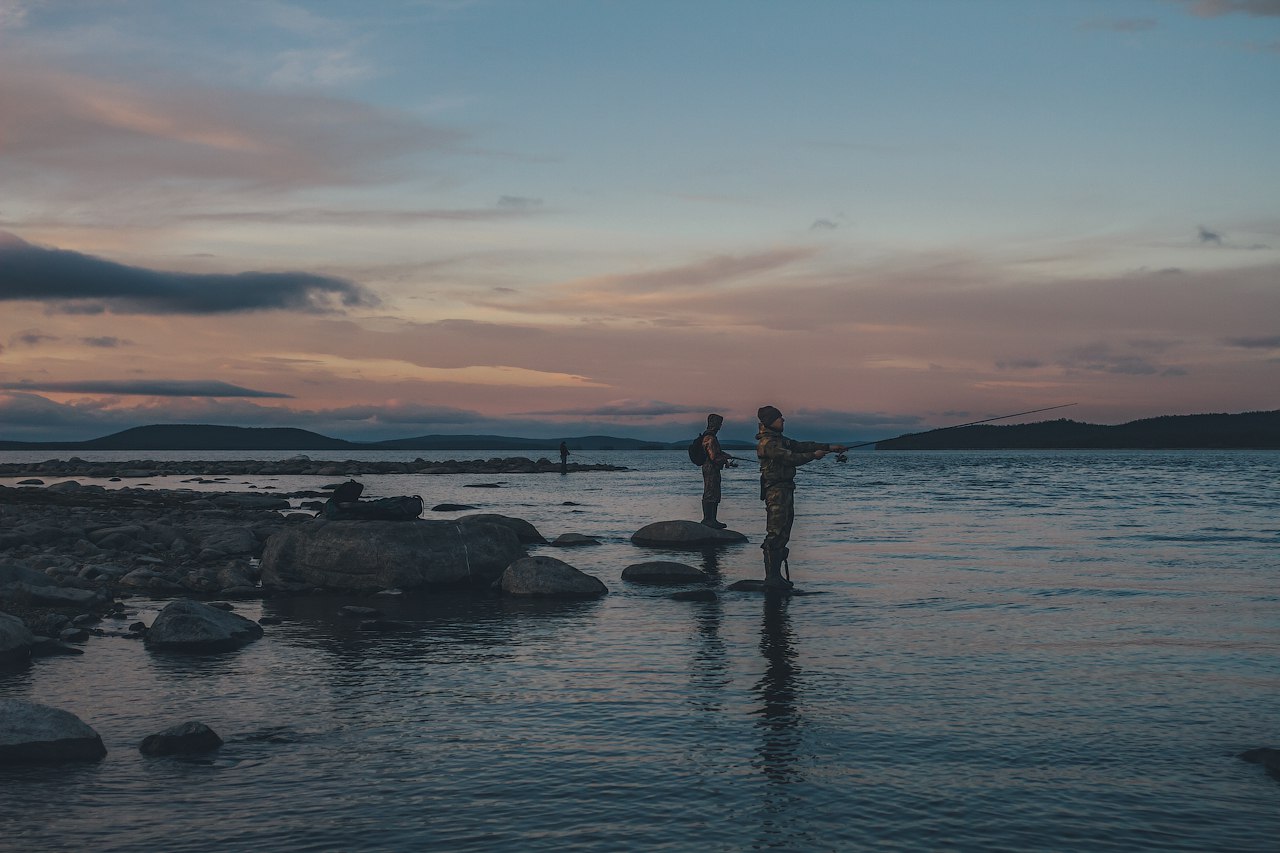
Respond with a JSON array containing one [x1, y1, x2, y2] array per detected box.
[[0, 0, 1277, 444]]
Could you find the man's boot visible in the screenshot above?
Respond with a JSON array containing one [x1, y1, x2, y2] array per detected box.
[[701, 501, 727, 529], [762, 548, 791, 590]]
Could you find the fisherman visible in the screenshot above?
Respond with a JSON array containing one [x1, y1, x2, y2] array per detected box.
[[699, 413, 733, 528], [559, 441, 570, 475], [755, 405, 847, 590]]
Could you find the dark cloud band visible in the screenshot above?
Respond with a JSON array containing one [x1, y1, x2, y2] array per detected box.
[[1, 380, 292, 398], [0, 234, 378, 315]]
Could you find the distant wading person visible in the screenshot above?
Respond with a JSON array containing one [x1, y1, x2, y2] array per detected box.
[[559, 441, 570, 474], [756, 405, 847, 590], [699, 413, 732, 528]]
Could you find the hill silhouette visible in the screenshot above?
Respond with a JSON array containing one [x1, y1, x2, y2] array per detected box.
[[875, 410, 1280, 450]]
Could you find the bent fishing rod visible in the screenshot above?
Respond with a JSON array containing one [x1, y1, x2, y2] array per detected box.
[[834, 402, 1078, 456]]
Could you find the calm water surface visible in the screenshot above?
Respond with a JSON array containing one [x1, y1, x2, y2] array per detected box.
[[1, 450, 1277, 851]]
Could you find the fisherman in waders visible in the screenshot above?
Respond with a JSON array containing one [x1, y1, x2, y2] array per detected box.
[[756, 405, 847, 590], [699, 413, 732, 528]]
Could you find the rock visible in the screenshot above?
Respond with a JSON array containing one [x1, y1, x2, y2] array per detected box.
[[145, 599, 265, 652], [458, 513, 548, 544], [29, 637, 85, 657], [199, 528, 260, 556], [260, 519, 526, 591], [550, 533, 600, 547], [211, 494, 291, 511], [630, 520, 749, 549], [17, 479, 43, 485], [25, 613, 71, 636], [0, 611, 36, 666], [0, 699, 107, 763], [671, 589, 718, 602], [339, 606, 382, 618], [58, 627, 90, 643], [258, 616, 282, 626], [622, 561, 710, 585], [499, 556, 607, 598], [1239, 747, 1280, 780], [432, 503, 478, 512], [139, 721, 223, 756]]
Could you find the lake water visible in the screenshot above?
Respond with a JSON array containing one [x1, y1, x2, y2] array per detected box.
[[1, 449, 1278, 851]]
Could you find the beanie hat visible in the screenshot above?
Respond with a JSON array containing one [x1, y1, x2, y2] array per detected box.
[[706, 413, 724, 429], [757, 405, 782, 425]]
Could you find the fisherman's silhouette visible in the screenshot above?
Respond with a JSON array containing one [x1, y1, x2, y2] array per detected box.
[[749, 592, 807, 847]]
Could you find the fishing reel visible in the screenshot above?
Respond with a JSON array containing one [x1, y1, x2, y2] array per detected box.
[[833, 451, 847, 463]]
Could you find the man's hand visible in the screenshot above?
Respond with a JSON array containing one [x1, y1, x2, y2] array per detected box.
[[813, 449, 828, 459]]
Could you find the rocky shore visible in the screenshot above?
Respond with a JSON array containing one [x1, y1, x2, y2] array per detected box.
[[0, 454, 628, 480]]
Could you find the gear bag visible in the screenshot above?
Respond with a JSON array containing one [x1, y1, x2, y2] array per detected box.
[[687, 433, 709, 466]]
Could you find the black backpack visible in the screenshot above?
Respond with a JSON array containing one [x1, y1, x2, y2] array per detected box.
[[687, 433, 708, 466], [332, 479, 364, 502]]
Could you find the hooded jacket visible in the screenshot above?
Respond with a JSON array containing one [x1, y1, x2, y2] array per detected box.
[[756, 424, 829, 490]]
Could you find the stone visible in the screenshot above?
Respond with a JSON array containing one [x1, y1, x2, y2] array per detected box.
[[621, 561, 710, 585], [139, 721, 223, 756], [0, 611, 36, 666], [145, 599, 265, 652], [1239, 747, 1280, 780], [339, 606, 382, 618], [0, 699, 107, 763], [260, 519, 526, 591], [17, 479, 43, 485], [630, 520, 748, 549], [58, 627, 90, 643], [499, 555, 607, 598], [550, 533, 600, 547], [432, 503, 478, 512], [458, 513, 548, 544]]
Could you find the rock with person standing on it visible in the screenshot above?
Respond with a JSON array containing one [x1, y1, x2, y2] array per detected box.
[[0, 698, 107, 764], [260, 519, 527, 591], [144, 599, 265, 652], [139, 721, 223, 756], [621, 561, 710, 585], [630, 520, 748, 549], [498, 556, 607, 598]]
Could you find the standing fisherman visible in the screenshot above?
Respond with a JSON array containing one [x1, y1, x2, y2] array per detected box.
[[559, 441, 570, 475], [755, 405, 847, 590], [699, 413, 732, 529]]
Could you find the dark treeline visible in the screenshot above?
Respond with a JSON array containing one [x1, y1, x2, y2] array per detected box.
[[876, 410, 1280, 450]]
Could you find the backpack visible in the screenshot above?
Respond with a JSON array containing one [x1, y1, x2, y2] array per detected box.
[[687, 433, 709, 466], [333, 479, 364, 502], [323, 495, 424, 521]]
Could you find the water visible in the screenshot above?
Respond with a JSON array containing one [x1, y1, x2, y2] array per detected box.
[[2, 450, 1277, 851]]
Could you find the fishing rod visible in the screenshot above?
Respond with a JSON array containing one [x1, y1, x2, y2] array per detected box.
[[835, 402, 1078, 456]]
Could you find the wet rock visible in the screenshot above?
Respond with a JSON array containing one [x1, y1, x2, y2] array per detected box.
[[58, 627, 90, 643], [0, 611, 36, 666], [339, 606, 382, 618], [258, 616, 282, 626], [17, 479, 43, 485], [1239, 747, 1280, 781], [631, 520, 749, 549], [139, 721, 223, 756], [25, 613, 71, 637], [622, 561, 710, 585], [499, 555, 607, 599], [550, 533, 600, 547], [260, 519, 526, 592], [458, 513, 548, 544], [0, 699, 107, 763], [198, 528, 259, 556], [145, 599, 265, 652], [432, 503, 478, 512], [29, 637, 85, 657]]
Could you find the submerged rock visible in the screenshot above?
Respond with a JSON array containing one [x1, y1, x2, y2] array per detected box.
[[139, 721, 223, 756], [1239, 747, 1280, 780], [630, 520, 748, 549], [458, 513, 548, 544], [499, 556, 607, 598], [0, 698, 107, 764], [260, 519, 526, 591], [550, 533, 600, 547], [621, 561, 710, 585], [145, 599, 265, 652]]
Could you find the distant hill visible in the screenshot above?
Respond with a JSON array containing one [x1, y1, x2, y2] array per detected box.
[[875, 410, 1280, 450]]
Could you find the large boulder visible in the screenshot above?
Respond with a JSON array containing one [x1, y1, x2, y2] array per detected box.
[[630, 520, 749, 549], [621, 561, 710, 585], [260, 519, 526, 591], [458, 513, 548, 544], [0, 611, 36, 666], [499, 556, 607, 598], [145, 599, 265, 652], [0, 699, 107, 764]]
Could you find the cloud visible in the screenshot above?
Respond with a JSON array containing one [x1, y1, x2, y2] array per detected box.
[[1224, 334, 1280, 348], [995, 358, 1046, 370], [1056, 343, 1178, 376], [497, 195, 544, 210], [809, 219, 839, 231], [1181, 0, 1280, 16], [1198, 225, 1224, 245], [519, 400, 709, 418], [81, 336, 131, 348], [0, 233, 379, 314], [1081, 18, 1159, 31], [0, 380, 293, 398], [10, 329, 58, 347]]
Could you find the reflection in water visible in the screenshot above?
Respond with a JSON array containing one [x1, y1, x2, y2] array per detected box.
[[686, 549, 728, 707], [753, 593, 807, 847]]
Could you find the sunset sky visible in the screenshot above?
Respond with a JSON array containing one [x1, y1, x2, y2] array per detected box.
[[1, 0, 1277, 443]]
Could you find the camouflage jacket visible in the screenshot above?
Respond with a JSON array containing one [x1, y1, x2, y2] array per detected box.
[[756, 425, 829, 489], [701, 432, 730, 469]]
